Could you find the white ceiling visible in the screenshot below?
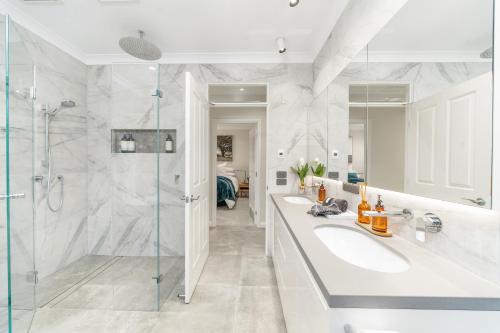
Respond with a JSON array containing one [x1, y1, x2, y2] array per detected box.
[[2, 0, 349, 64], [368, 0, 493, 60]]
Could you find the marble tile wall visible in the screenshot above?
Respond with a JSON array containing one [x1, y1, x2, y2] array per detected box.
[[312, 0, 408, 96], [87, 64, 185, 257], [312, 177, 500, 285], [5, 22, 88, 283], [87, 63, 312, 257]]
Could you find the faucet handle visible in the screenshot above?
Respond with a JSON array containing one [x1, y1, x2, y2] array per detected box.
[[423, 213, 442, 233], [416, 213, 442, 242]]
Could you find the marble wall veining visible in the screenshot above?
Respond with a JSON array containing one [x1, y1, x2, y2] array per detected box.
[[8, 22, 88, 281], [87, 63, 312, 256], [87, 64, 185, 257]]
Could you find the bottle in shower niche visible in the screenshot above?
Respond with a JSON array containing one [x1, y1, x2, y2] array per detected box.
[[128, 134, 136, 152], [120, 134, 129, 153], [165, 134, 174, 153]]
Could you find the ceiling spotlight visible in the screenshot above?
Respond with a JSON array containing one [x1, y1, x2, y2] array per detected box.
[[239, 88, 246, 92], [289, 0, 300, 7], [276, 37, 287, 54]]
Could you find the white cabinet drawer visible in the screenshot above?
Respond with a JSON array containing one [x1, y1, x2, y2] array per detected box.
[[272, 204, 329, 333]]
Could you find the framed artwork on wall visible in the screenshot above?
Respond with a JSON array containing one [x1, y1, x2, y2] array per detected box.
[[217, 135, 233, 161]]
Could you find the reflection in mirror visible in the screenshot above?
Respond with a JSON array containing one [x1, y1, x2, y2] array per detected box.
[[348, 84, 410, 192], [308, 0, 494, 208]]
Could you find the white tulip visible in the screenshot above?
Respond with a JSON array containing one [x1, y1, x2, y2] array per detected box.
[[299, 158, 306, 166]]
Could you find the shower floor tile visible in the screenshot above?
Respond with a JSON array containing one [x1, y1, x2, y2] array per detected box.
[[39, 255, 183, 312], [28, 199, 285, 332]]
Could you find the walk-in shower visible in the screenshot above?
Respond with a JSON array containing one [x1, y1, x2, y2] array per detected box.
[[1, 16, 183, 333], [40, 100, 76, 212]]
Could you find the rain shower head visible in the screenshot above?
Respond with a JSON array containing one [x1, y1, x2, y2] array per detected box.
[[119, 30, 162, 61]]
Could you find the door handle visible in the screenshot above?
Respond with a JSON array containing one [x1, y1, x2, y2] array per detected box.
[[0, 193, 26, 200], [462, 197, 486, 206], [190, 195, 200, 202]]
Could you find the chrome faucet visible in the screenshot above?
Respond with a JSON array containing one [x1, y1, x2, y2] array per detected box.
[[362, 208, 413, 220], [416, 213, 442, 242]]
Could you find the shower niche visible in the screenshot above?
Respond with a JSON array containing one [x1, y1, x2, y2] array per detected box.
[[111, 129, 176, 154]]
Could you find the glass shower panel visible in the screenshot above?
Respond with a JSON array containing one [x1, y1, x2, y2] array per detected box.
[[157, 64, 184, 310], [109, 63, 160, 311], [0, 13, 8, 333], [0, 16, 36, 333]]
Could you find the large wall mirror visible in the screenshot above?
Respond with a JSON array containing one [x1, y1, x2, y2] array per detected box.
[[308, 0, 494, 208]]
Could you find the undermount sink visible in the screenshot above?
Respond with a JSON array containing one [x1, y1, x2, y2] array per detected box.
[[314, 225, 410, 273], [283, 196, 313, 205]]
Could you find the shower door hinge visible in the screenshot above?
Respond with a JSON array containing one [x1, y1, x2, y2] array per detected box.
[[30, 87, 37, 100], [27, 270, 39, 284], [152, 274, 164, 284], [152, 89, 164, 98]]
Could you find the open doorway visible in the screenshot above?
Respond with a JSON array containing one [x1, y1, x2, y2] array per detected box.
[[208, 84, 268, 231]]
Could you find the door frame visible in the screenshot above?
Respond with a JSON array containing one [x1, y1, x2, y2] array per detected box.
[[210, 117, 264, 227], [207, 82, 271, 256]]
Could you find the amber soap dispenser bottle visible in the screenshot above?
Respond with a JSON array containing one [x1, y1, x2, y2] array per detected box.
[[318, 182, 326, 203], [372, 195, 388, 233], [357, 183, 371, 224]]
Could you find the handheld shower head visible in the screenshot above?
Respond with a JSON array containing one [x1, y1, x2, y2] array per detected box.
[[60, 100, 76, 108], [42, 100, 76, 117]]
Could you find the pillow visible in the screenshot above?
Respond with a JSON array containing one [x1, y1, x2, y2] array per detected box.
[[218, 166, 235, 173], [217, 170, 236, 177]]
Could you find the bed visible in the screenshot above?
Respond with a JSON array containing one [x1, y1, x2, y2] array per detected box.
[[217, 164, 239, 209], [217, 176, 237, 208]]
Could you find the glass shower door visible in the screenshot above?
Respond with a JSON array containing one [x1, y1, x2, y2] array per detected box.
[[0, 16, 37, 333]]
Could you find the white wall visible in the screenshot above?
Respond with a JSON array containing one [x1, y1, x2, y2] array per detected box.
[[211, 107, 268, 226], [367, 107, 406, 192], [349, 127, 365, 174], [216, 128, 250, 182]]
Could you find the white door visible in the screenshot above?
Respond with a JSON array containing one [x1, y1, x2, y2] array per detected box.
[[248, 127, 256, 221], [406, 72, 492, 207], [184, 72, 209, 303]]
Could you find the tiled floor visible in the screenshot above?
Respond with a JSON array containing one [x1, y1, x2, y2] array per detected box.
[[27, 198, 286, 332]]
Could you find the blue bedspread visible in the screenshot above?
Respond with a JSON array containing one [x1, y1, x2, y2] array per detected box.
[[217, 176, 236, 205]]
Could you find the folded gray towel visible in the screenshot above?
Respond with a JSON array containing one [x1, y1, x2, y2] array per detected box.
[[308, 204, 343, 217], [322, 198, 348, 212]]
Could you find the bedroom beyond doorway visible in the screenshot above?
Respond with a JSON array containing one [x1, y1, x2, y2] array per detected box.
[[208, 83, 268, 232]]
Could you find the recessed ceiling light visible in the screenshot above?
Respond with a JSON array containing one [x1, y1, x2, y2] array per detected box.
[[239, 88, 246, 92], [289, 0, 300, 7], [276, 37, 287, 54], [148, 66, 156, 71]]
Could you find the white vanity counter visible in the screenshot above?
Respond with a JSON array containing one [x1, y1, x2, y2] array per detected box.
[[270, 193, 500, 333]]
